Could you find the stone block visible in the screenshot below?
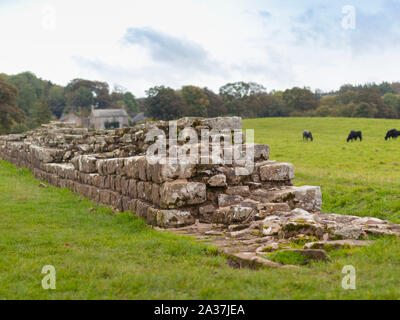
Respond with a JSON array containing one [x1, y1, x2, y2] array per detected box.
[[159, 180, 206, 209], [149, 159, 195, 183], [78, 155, 97, 173], [207, 174, 227, 187], [218, 194, 243, 207], [254, 203, 291, 219], [259, 162, 294, 181], [269, 186, 322, 212], [156, 209, 195, 228]]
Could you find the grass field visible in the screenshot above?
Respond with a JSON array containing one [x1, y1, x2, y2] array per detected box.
[[1, 117, 400, 299], [244, 117, 400, 223]]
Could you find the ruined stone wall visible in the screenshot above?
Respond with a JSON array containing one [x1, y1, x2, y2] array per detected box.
[[0, 117, 322, 229]]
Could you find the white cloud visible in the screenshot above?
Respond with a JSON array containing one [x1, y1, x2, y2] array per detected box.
[[0, 0, 399, 96]]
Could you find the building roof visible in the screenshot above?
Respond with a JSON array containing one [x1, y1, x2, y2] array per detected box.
[[92, 109, 128, 118]]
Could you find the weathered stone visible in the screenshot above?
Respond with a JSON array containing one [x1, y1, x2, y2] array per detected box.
[[124, 156, 141, 178], [200, 117, 242, 131], [128, 179, 137, 198], [151, 183, 160, 206], [213, 204, 254, 224], [155, 209, 195, 228], [245, 144, 270, 161], [137, 181, 146, 200], [228, 224, 251, 232], [353, 217, 388, 226], [137, 157, 148, 181], [262, 216, 282, 236], [120, 177, 129, 196], [149, 159, 195, 183], [218, 194, 243, 207], [304, 240, 374, 250], [231, 205, 254, 222], [159, 180, 206, 208], [259, 162, 294, 181], [135, 200, 150, 219], [333, 227, 365, 240], [106, 158, 118, 175], [226, 252, 295, 269], [226, 186, 250, 197], [199, 204, 216, 216], [269, 186, 322, 212], [217, 167, 244, 185], [364, 228, 395, 237], [207, 174, 227, 187], [281, 213, 325, 239], [255, 203, 291, 219]]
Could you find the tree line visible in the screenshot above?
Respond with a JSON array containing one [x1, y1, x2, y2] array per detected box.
[[0, 72, 139, 134], [143, 81, 400, 121], [1, 71, 400, 134]]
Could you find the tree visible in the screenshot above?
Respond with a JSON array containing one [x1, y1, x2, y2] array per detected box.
[[0, 78, 24, 134], [65, 79, 111, 110], [356, 88, 393, 118], [282, 87, 318, 114], [268, 92, 287, 116], [339, 84, 356, 94], [92, 81, 111, 108], [144, 86, 185, 120], [123, 92, 139, 114], [314, 105, 334, 117], [180, 85, 209, 117], [219, 82, 266, 115], [6, 72, 45, 116], [383, 93, 400, 118], [377, 82, 395, 95], [31, 98, 52, 128], [203, 88, 227, 117], [46, 86, 66, 118], [335, 90, 358, 105], [391, 82, 400, 94], [65, 82, 93, 111], [352, 102, 377, 118]]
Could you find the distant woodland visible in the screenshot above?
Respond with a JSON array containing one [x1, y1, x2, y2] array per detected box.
[[1, 71, 400, 134]]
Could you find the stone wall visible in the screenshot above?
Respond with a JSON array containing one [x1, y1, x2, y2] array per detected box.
[[0, 117, 322, 229]]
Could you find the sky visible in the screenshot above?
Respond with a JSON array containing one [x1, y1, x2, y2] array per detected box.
[[0, 0, 399, 96]]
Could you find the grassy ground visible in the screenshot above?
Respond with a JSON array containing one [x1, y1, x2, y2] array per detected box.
[[244, 117, 400, 223], [1, 117, 400, 299]]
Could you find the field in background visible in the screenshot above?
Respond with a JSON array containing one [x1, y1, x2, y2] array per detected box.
[[244, 117, 400, 223], [1, 117, 400, 299]]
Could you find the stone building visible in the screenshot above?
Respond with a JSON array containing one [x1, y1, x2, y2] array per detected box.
[[90, 107, 129, 130]]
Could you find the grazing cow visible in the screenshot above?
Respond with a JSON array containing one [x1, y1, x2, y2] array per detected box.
[[347, 130, 362, 142], [385, 129, 400, 140], [303, 130, 313, 142]]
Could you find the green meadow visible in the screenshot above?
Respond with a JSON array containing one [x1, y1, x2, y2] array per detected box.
[[1, 117, 400, 299], [244, 117, 400, 222]]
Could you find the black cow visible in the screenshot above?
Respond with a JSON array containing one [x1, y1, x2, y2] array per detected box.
[[347, 130, 362, 142], [303, 130, 313, 142], [385, 129, 400, 140]]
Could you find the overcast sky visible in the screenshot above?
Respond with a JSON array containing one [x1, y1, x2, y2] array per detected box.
[[1, 0, 399, 96]]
